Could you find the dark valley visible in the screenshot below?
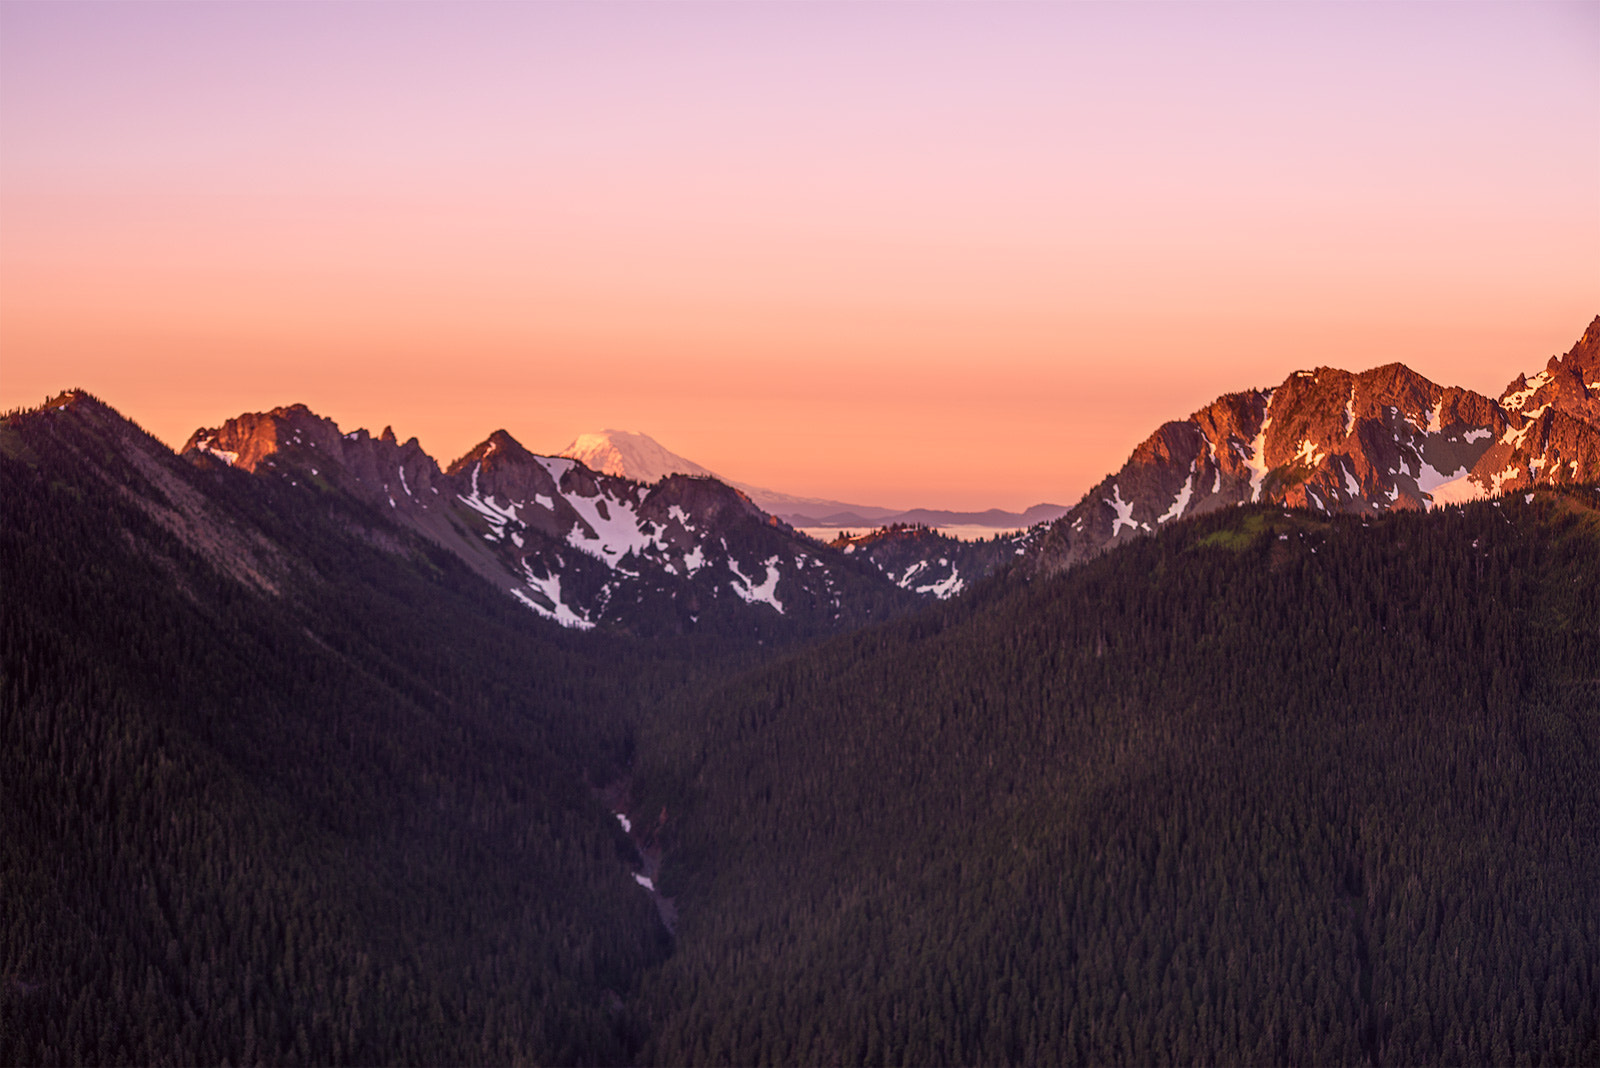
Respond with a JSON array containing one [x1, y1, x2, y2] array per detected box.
[[3, 317, 1598, 1065]]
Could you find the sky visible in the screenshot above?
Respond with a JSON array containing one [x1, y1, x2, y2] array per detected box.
[[2, 2, 1596, 511]]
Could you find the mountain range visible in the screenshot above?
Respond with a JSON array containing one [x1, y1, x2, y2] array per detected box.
[[183, 407, 915, 635], [1018, 314, 1600, 569], [3, 316, 1597, 1065], [560, 314, 1600, 553], [120, 312, 1584, 631]]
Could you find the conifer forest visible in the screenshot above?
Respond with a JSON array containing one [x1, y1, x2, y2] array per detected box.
[[3, 397, 1598, 1065]]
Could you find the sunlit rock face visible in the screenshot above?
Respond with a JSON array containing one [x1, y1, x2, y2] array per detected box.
[[184, 404, 444, 516], [1500, 315, 1600, 430], [1022, 318, 1600, 572]]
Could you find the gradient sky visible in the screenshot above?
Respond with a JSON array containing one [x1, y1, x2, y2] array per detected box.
[[3, 2, 1596, 510]]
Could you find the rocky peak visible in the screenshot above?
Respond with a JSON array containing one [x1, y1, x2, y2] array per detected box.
[[641, 474, 767, 529], [449, 431, 624, 519], [183, 404, 335, 473], [182, 405, 446, 517], [39, 388, 92, 410], [28, 390, 147, 439], [12, 390, 292, 595], [1024, 322, 1600, 573], [1500, 314, 1600, 428], [449, 430, 540, 476]]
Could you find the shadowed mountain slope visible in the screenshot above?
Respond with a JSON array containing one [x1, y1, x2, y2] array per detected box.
[[4, 384, 1597, 1064], [628, 490, 1600, 1065], [1, 391, 710, 1064], [185, 406, 917, 636]]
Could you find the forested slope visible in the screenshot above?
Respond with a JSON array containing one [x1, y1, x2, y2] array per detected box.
[[5, 391, 1598, 1065], [0, 396, 711, 1064], [630, 492, 1600, 1065]]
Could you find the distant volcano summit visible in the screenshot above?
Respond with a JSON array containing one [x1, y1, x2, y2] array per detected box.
[[555, 429, 1065, 530], [558, 429, 716, 484]]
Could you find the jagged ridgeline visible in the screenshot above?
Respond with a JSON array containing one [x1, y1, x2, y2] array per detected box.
[[628, 493, 1600, 1065], [1021, 315, 1600, 571], [2, 315, 1599, 1066], [0, 394, 691, 1064], [181, 404, 922, 636]]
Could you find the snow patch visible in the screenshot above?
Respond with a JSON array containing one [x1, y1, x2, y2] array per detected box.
[[1417, 457, 1476, 511], [1490, 465, 1520, 495], [728, 555, 784, 613], [1292, 439, 1326, 468], [1157, 474, 1194, 525], [534, 456, 577, 481], [1341, 459, 1361, 497], [195, 437, 239, 466], [511, 572, 595, 631], [1246, 423, 1273, 501], [1105, 483, 1138, 537], [915, 568, 965, 599], [1502, 370, 1551, 411], [1501, 423, 1532, 450], [563, 491, 652, 569], [458, 473, 524, 538], [515, 563, 594, 629]]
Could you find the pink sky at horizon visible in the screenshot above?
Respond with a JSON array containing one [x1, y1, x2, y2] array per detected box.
[[2, 2, 1596, 511]]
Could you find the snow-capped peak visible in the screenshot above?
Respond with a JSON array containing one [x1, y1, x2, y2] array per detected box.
[[557, 430, 717, 485]]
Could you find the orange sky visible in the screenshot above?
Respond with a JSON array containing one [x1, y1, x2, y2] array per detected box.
[[2, 3, 1596, 510]]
